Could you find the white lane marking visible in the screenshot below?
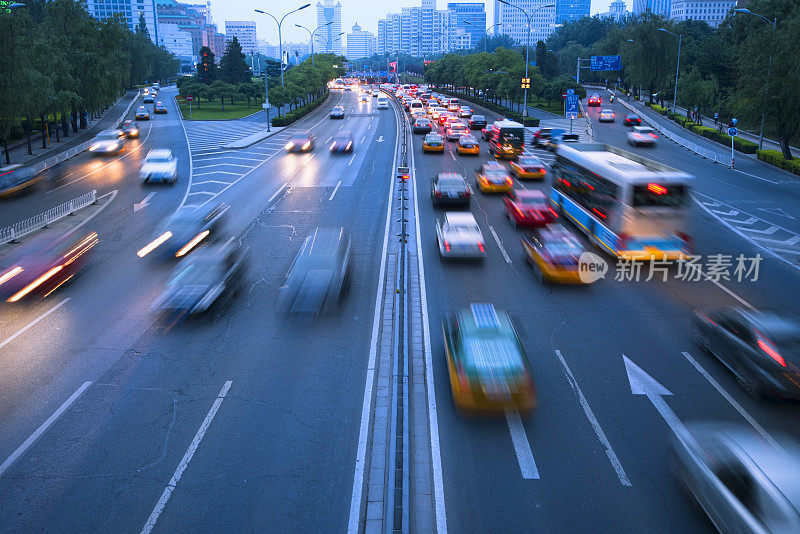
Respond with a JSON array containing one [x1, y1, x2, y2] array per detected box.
[[134, 192, 155, 212], [488, 225, 512, 263], [347, 95, 401, 534], [505, 410, 540, 479], [731, 168, 782, 185], [268, 183, 287, 202], [175, 102, 195, 210], [347, 152, 357, 166], [361, 135, 366, 143], [141, 380, 232, 534], [193, 180, 232, 186], [338, 125, 343, 130], [329, 180, 342, 201], [186, 191, 216, 197], [742, 225, 778, 235], [711, 209, 739, 217], [554, 350, 631, 486], [681, 352, 777, 448], [193, 171, 241, 177], [0, 380, 91, 478], [192, 162, 252, 169], [327, 136, 333, 143], [450, 151, 456, 161], [62, 190, 118, 238], [409, 113, 447, 533], [0, 298, 70, 350], [727, 217, 758, 225]]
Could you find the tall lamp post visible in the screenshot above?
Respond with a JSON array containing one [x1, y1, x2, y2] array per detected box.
[[498, 0, 555, 117], [734, 8, 777, 150], [657, 28, 681, 113], [296, 21, 332, 68], [464, 21, 502, 54], [255, 3, 310, 87]]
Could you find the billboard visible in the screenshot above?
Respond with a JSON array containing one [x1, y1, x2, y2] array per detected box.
[[590, 55, 622, 71]]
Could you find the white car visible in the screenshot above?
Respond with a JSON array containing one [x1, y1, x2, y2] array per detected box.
[[376, 97, 389, 109], [436, 212, 486, 259], [598, 109, 615, 122], [627, 126, 658, 147], [143, 93, 155, 104], [459, 107, 473, 118], [445, 122, 469, 141], [372, 90, 379, 97], [89, 129, 124, 155], [140, 149, 177, 184]]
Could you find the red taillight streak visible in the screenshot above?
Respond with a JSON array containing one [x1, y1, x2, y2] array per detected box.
[[592, 208, 606, 219], [478, 242, 485, 252], [649, 133, 659, 138], [758, 339, 786, 367], [445, 241, 451, 252], [548, 207, 558, 218]]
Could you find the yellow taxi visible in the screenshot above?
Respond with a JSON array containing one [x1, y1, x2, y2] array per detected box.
[[456, 134, 480, 156], [443, 304, 537, 415], [422, 132, 445, 153], [475, 161, 512, 193], [509, 154, 548, 180], [522, 225, 589, 284]]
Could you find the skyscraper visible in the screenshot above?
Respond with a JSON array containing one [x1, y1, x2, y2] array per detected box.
[[224, 21, 257, 56], [633, 0, 672, 15], [554, 0, 591, 23], [86, 0, 159, 44], [346, 23, 377, 60], [446, 3, 486, 50], [316, 0, 343, 56], [496, 0, 557, 44]]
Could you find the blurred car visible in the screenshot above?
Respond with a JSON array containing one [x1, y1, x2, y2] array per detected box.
[[436, 212, 486, 260], [468, 115, 487, 130], [330, 105, 345, 119], [587, 93, 602, 106], [279, 227, 351, 315], [422, 133, 445, 153], [413, 118, 433, 134], [443, 116, 462, 130], [372, 90, 380, 97], [285, 131, 315, 152], [443, 304, 537, 414], [623, 114, 642, 126], [693, 307, 800, 399], [531, 127, 555, 148], [153, 101, 168, 114], [137, 203, 228, 260], [671, 423, 800, 533], [152, 82, 160, 90], [330, 131, 354, 153], [522, 225, 587, 284], [432, 172, 471, 207], [89, 129, 124, 155], [456, 134, 479, 156], [627, 126, 658, 146], [437, 112, 453, 126], [360, 93, 369, 102], [140, 149, 178, 184], [458, 106, 473, 118], [143, 93, 155, 104], [0, 230, 98, 303], [475, 161, 513, 193], [504, 189, 557, 228], [543, 132, 580, 151], [599, 109, 615, 122], [0, 165, 44, 197], [447, 103, 460, 112], [445, 122, 469, 141], [509, 154, 547, 179], [119, 120, 140, 138], [153, 243, 248, 318], [135, 106, 150, 120], [429, 107, 446, 120]]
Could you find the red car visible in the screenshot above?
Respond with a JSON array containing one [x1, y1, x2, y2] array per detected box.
[[588, 93, 602, 106], [503, 189, 557, 229]]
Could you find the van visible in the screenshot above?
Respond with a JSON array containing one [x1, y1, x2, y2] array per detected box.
[[487, 119, 525, 159], [376, 96, 389, 109], [408, 99, 424, 114], [446, 97, 460, 109]]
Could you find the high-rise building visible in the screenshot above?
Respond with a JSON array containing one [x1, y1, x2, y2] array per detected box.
[[316, 0, 343, 55], [600, 0, 630, 20], [156, 0, 224, 61], [224, 21, 257, 56], [86, 0, 160, 44], [446, 3, 486, 50], [181, 1, 211, 24], [346, 23, 377, 60], [158, 23, 194, 65], [496, 0, 557, 44], [378, 0, 468, 57], [554, 0, 591, 23], [633, 0, 672, 16], [670, 0, 735, 27]]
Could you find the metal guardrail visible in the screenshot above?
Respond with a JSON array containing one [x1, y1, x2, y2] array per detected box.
[[0, 190, 97, 245]]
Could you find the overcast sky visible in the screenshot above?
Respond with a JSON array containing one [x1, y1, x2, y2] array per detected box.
[[211, 0, 616, 46]]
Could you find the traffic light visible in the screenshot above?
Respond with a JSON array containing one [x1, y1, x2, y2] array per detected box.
[[521, 77, 530, 89]]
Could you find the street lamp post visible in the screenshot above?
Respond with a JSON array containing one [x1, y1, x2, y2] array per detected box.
[[734, 9, 777, 150], [255, 3, 310, 87], [657, 28, 681, 113], [464, 21, 502, 54], [498, 0, 555, 117], [296, 21, 332, 68]]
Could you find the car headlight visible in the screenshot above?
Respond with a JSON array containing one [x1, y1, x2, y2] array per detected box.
[[346, 142, 352, 150], [302, 141, 311, 150], [285, 142, 294, 150], [89, 145, 97, 151]]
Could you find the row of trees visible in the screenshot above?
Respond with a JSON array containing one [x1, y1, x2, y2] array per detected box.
[[0, 0, 179, 164]]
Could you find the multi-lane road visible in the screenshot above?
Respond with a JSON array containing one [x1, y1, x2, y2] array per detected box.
[[0, 84, 798, 533]]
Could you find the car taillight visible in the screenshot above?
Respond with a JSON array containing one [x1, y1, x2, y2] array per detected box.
[[757, 338, 787, 367], [676, 232, 693, 253], [649, 133, 658, 139], [505, 178, 513, 185], [548, 207, 558, 218], [539, 168, 547, 174], [435, 191, 442, 197], [478, 242, 485, 252], [444, 241, 451, 252]]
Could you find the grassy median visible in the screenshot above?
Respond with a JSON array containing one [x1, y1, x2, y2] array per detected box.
[[176, 98, 265, 120]]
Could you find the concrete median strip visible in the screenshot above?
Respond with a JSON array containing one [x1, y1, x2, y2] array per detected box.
[[221, 126, 287, 149]]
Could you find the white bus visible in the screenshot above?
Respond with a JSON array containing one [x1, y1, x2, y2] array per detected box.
[[550, 143, 694, 260]]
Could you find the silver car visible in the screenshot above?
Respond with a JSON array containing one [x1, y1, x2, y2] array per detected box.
[[436, 212, 486, 259], [671, 423, 800, 534]]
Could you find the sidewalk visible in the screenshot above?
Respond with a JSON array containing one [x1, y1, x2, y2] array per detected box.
[[0, 90, 139, 171]]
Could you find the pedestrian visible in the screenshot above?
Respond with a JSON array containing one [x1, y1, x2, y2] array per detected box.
[[694, 106, 699, 124], [714, 112, 719, 125]]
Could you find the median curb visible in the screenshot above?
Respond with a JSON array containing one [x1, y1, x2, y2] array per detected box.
[[223, 126, 287, 149]]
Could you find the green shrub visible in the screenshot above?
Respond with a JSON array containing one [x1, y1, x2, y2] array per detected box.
[[757, 150, 800, 175], [272, 92, 328, 126], [650, 104, 668, 115]]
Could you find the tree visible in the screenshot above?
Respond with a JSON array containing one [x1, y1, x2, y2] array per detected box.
[[136, 12, 149, 39], [535, 41, 558, 79], [219, 36, 252, 84], [198, 46, 217, 84]]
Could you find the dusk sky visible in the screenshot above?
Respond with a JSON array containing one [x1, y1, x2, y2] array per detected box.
[[211, 0, 616, 47]]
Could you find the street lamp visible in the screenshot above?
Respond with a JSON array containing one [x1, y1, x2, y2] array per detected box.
[[498, 0, 555, 117], [296, 21, 332, 68], [734, 8, 777, 150], [254, 3, 310, 87], [657, 28, 681, 113], [464, 21, 502, 54], [321, 31, 344, 52]]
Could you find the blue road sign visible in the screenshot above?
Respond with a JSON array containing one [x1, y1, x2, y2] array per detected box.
[[567, 88, 575, 96], [590, 55, 622, 71], [728, 127, 737, 136], [565, 94, 580, 119]]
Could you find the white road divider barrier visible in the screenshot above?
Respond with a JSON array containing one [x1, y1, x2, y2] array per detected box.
[[0, 190, 98, 245]]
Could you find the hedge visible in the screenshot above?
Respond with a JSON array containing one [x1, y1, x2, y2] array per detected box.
[[434, 88, 540, 127], [757, 150, 800, 176], [271, 91, 329, 127]]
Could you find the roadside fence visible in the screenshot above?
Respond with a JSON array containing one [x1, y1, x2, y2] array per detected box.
[[0, 190, 98, 245]]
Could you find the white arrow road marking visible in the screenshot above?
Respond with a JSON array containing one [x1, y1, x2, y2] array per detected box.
[[711, 209, 739, 217], [742, 225, 778, 235], [623, 355, 688, 436], [505, 410, 539, 479], [376, 136, 384, 143], [134, 192, 155, 212], [755, 235, 800, 246], [726, 217, 758, 225]]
